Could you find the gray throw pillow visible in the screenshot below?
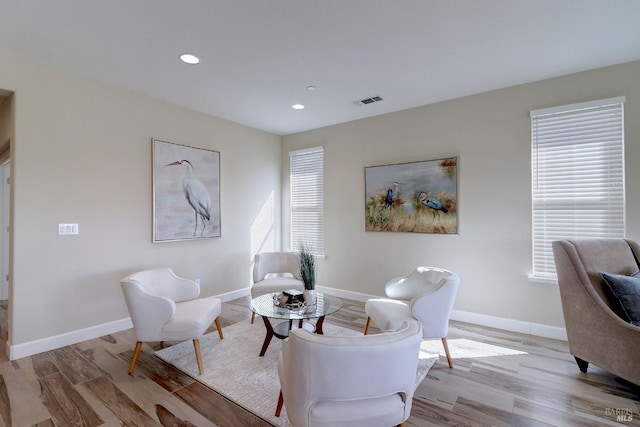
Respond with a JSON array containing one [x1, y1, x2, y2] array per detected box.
[[599, 271, 640, 326]]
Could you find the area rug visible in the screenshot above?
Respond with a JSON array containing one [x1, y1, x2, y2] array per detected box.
[[155, 321, 439, 426]]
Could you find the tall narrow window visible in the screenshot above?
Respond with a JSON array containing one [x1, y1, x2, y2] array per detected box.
[[290, 146, 324, 256], [531, 97, 625, 282]]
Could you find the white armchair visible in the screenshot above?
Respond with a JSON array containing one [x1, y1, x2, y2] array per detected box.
[[364, 266, 459, 368], [120, 268, 223, 375], [250, 251, 304, 323], [277, 319, 422, 427]]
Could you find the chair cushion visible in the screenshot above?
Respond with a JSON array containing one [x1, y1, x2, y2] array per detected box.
[[599, 271, 640, 326], [309, 393, 405, 427], [365, 298, 412, 331], [251, 277, 304, 298], [161, 296, 221, 341]]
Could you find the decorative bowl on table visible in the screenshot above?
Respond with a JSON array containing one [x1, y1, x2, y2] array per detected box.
[[273, 292, 307, 310]]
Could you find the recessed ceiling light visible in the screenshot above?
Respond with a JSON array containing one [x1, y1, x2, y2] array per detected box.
[[307, 86, 316, 91], [179, 53, 200, 64], [292, 104, 305, 110]]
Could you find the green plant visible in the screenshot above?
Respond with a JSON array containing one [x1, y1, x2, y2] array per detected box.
[[298, 244, 316, 290]]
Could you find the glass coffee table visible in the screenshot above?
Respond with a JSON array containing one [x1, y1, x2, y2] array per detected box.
[[250, 292, 343, 356]]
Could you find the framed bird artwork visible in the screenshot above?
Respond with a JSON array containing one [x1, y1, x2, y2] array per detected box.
[[364, 157, 457, 234], [152, 139, 221, 242]]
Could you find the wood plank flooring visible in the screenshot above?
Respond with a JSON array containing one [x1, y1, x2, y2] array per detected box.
[[0, 298, 638, 426]]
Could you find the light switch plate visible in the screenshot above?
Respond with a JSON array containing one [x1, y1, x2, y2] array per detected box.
[[58, 223, 79, 235]]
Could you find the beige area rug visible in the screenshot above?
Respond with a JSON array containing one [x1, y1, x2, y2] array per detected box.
[[155, 320, 439, 426]]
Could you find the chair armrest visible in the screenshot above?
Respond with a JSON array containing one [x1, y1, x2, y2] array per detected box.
[[167, 271, 200, 302], [385, 267, 454, 300], [384, 276, 410, 299], [159, 269, 200, 302]]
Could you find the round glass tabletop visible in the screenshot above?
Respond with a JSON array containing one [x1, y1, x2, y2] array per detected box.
[[250, 292, 342, 321]]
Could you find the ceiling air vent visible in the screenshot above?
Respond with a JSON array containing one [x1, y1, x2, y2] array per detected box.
[[355, 96, 383, 106]]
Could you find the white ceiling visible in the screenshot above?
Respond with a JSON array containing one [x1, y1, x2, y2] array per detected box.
[[1, 1, 640, 135]]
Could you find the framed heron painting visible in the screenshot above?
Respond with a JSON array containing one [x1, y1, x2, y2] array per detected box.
[[365, 157, 458, 234], [153, 139, 221, 242]]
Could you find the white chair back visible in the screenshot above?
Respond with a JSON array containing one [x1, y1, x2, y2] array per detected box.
[[385, 266, 452, 300], [253, 252, 301, 283], [127, 267, 200, 301], [279, 319, 422, 427]]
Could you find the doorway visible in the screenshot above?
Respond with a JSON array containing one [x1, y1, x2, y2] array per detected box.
[[0, 91, 13, 360], [0, 159, 9, 300]]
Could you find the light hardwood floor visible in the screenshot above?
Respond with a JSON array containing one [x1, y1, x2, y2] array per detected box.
[[0, 298, 638, 426]]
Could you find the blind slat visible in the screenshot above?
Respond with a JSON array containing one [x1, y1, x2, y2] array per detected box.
[[290, 147, 324, 257], [531, 99, 625, 281]]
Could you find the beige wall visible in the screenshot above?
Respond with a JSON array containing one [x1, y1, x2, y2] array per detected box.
[[1, 50, 282, 351], [2, 45, 639, 354], [282, 60, 640, 328]]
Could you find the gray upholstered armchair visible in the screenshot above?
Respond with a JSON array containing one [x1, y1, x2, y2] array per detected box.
[[552, 239, 640, 386]]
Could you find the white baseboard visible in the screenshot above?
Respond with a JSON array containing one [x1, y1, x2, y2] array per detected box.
[[214, 287, 251, 302], [8, 317, 133, 360], [449, 310, 567, 341], [316, 285, 370, 302], [8, 285, 566, 360], [8, 287, 253, 360], [318, 285, 568, 341]]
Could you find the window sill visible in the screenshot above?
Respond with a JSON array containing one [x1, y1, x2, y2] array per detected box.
[[527, 275, 558, 285]]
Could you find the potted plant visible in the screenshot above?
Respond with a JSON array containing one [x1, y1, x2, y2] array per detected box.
[[298, 244, 317, 304]]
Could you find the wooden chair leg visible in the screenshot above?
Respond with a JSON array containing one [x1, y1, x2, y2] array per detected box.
[[251, 312, 255, 324], [442, 337, 453, 368], [364, 317, 371, 335], [275, 390, 284, 417], [128, 341, 143, 374], [193, 339, 204, 375], [215, 317, 224, 339]]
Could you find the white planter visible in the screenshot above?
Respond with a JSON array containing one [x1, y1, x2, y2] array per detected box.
[[303, 289, 317, 306]]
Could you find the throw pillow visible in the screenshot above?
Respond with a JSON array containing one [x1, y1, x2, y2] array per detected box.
[[599, 271, 640, 326]]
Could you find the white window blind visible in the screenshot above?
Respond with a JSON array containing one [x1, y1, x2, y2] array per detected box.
[[290, 146, 324, 257], [531, 97, 625, 282]]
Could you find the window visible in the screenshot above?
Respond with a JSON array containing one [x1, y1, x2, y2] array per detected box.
[[290, 146, 324, 257], [530, 97, 625, 282]]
